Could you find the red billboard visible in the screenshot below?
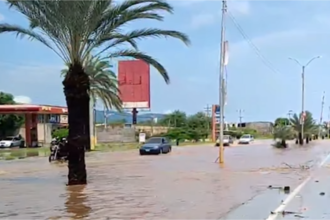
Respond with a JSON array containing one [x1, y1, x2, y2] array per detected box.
[[118, 60, 150, 109]]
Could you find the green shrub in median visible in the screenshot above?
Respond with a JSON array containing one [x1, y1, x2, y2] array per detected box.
[[52, 128, 68, 139]]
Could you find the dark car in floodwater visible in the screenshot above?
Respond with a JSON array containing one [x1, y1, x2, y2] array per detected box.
[[139, 137, 172, 155]]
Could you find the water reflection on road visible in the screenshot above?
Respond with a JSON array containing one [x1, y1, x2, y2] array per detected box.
[[1, 141, 329, 219]]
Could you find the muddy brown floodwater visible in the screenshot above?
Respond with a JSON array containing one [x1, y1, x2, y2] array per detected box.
[[1, 140, 330, 219]]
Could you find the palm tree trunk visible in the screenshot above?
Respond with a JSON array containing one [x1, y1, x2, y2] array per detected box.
[[63, 63, 90, 185], [298, 132, 303, 145]]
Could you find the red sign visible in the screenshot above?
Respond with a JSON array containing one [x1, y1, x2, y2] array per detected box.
[[118, 60, 150, 109]]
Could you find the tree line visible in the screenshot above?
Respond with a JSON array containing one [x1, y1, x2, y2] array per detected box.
[[138, 110, 267, 141], [273, 111, 326, 148], [157, 110, 211, 142], [0, 92, 24, 139]]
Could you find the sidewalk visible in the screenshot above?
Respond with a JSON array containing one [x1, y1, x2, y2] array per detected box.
[[219, 141, 330, 220], [269, 157, 330, 220]]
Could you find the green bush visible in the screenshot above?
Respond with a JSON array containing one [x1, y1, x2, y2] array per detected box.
[[272, 141, 287, 148], [224, 130, 243, 139], [52, 128, 68, 139]]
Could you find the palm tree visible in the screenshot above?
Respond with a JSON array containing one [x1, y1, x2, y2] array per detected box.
[[322, 122, 329, 138], [0, 0, 190, 185], [61, 55, 122, 111], [290, 111, 317, 145], [273, 126, 293, 148]]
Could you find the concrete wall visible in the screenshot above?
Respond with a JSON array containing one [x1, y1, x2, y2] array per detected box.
[[95, 125, 170, 143], [246, 122, 273, 134], [37, 123, 53, 144], [134, 125, 169, 135], [96, 126, 136, 143], [19, 123, 53, 144]]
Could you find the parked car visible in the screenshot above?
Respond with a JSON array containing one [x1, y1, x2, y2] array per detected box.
[[139, 137, 172, 155], [215, 135, 234, 147], [0, 136, 25, 148], [238, 134, 254, 144]]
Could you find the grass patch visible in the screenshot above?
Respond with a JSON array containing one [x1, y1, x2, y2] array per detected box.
[[256, 136, 273, 139], [94, 143, 141, 152], [0, 147, 49, 160], [178, 141, 213, 146], [4, 155, 16, 160]]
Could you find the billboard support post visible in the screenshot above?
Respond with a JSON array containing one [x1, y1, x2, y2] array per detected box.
[[132, 108, 138, 125]]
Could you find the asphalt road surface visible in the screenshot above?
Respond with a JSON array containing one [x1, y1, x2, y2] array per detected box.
[[0, 140, 329, 219]]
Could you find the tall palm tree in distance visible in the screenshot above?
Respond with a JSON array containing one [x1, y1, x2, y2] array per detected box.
[[290, 111, 317, 145], [0, 0, 190, 185]]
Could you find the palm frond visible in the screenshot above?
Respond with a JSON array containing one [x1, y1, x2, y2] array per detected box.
[[95, 28, 190, 56], [62, 55, 122, 111], [290, 111, 317, 134], [0, 23, 65, 60], [2, 0, 190, 85], [273, 126, 293, 140], [109, 49, 170, 83]]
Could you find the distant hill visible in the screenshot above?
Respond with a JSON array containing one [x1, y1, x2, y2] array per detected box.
[[95, 110, 166, 124]]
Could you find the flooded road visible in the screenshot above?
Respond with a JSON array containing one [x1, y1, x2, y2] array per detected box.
[[265, 145, 330, 220], [0, 140, 329, 219]]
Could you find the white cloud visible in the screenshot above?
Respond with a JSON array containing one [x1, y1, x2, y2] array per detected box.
[[14, 96, 32, 104], [314, 14, 330, 25], [189, 0, 250, 29], [190, 13, 216, 29], [0, 63, 65, 106], [228, 28, 316, 60], [163, 110, 173, 114], [227, 0, 250, 15], [0, 13, 4, 21]]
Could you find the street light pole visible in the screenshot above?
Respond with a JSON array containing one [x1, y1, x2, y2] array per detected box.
[[218, 0, 227, 164], [289, 56, 321, 144], [301, 65, 305, 142]]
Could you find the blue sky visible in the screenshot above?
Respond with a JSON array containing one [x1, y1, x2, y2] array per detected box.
[[0, 1, 330, 122]]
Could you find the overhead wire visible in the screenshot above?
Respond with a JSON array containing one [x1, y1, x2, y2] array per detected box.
[[227, 10, 281, 75]]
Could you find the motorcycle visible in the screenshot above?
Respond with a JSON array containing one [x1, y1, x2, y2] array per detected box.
[[49, 137, 68, 162]]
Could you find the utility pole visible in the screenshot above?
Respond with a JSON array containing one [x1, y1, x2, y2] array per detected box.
[[218, 0, 227, 164], [289, 56, 321, 144], [237, 109, 244, 127], [204, 104, 212, 133], [103, 107, 112, 129], [318, 91, 325, 137], [104, 107, 107, 129], [328, 106, 330, 137], [288, 110, 293, 125]]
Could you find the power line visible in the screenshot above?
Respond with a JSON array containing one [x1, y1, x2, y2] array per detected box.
[[204, 104, 212, 117], [318, 91, 325, 137], [227, 11, 281, 75]]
